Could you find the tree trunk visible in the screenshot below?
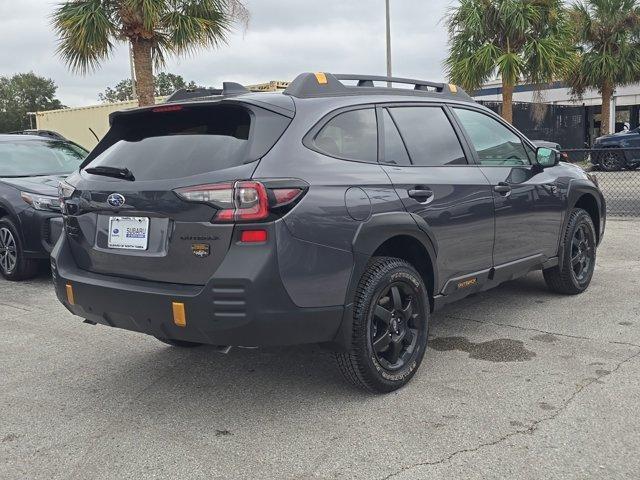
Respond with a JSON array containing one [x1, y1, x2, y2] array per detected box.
[[131, 39, 155, 106], [601, 82, 613, 135], [501, 78, 514, 124]]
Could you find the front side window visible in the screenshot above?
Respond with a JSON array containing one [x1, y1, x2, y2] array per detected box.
[[453, 108, 530, 166], [0, 140, 87, 177], [314, 108, 378, 162], [388, 107, 467, 166]]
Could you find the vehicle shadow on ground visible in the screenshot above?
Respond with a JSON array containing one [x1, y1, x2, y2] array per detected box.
[[77, 272, 559, 415]]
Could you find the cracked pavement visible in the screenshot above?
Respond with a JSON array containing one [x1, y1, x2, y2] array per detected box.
[[1, 219, 639, 480]]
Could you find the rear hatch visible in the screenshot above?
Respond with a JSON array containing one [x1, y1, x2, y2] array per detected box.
[[61, 100, 293, 285]]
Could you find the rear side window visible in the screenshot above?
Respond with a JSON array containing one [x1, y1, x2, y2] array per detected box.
[[86, 105, 287, 181], [382, 109, 411, 166], [314, 108, 378, 162], [388, 107, 467, 166]]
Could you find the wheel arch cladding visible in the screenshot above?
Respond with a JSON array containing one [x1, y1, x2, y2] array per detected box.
[[573, 193, 601, 243], [330, 213, 439, 351], [372, 235, 435, 308], [351, 213, 438, 308]]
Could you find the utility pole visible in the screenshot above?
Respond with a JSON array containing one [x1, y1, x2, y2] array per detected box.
[[129, 43, 137, 100], [386, 0, 392, 87]]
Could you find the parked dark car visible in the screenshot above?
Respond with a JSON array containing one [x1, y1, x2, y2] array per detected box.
[[51, 73, 605, 392], [0, 134, 87, 280], [592, 129, 640, 171]]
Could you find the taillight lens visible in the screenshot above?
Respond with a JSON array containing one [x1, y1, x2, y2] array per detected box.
[[272, 188, 303, 206], [174, 181, 270, 222]]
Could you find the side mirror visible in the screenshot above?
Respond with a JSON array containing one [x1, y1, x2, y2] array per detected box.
[[536, 147, 560, 168]]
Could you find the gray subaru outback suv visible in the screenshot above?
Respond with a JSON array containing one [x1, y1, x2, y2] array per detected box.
[[52, 73, 605, 392]]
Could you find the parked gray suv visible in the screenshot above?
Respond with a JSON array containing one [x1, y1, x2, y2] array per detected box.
[[52, 73, 606, 392]]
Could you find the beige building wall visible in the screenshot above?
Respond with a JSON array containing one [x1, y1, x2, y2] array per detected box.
[[35, 100, 140, 150], [35, 82, 289, 151]]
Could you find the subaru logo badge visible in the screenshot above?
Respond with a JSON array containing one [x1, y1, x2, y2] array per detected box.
[[107, 193, 126, 208]]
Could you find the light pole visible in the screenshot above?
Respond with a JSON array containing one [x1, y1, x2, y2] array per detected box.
[[129, 43, 137, 100], [386, 0, 392, 86]]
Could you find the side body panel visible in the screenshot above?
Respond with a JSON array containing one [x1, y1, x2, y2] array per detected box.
[[478, 164, 565, 265], [254, 99, 405, 308], [381, 165, 494, 292]]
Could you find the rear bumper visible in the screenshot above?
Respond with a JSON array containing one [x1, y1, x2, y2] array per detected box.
[[50, 233, 343, 347]]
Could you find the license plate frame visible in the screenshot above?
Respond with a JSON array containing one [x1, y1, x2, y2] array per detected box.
[[107, 216, 150, 251]]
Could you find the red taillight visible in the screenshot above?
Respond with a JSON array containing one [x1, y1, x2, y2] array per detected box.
[[231, 181, 269, 221], [152, 105, 183, 113], [174, 181, 269, 222], [240, 229, 268, 243], [272, 188, 303, 207]]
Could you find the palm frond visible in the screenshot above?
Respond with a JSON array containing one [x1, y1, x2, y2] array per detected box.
[[51, 0, 117, 73]]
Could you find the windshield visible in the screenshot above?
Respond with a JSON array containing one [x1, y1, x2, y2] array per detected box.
[[0, 140, 87, 177]]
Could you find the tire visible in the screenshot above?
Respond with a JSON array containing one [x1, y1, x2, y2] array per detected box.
[[598, 149, 625, 171], [335, 257, 429, 393], [543, 208, 597, 295], [0, 217, 38, 281], [155, 337, 204, 348]]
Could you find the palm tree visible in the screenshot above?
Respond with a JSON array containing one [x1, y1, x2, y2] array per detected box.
[[568, 0, 640, 135], [445, 0, 574, 123], [52, 0, 249, 106]]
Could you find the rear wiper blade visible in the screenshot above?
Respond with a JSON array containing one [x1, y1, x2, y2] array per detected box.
[[84, 166, 135, 181]]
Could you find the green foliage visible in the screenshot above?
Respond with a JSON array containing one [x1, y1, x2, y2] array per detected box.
[[98, 72, 199, 102], [51, 0, 249, 74], [0, 73, 65, 133], [445, 0, 574, 91], [568, 0, 640, 96]]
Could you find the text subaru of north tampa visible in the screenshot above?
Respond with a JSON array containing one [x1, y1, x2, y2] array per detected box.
[[52, 73, 605, 392], [0, 134, 87, 280]]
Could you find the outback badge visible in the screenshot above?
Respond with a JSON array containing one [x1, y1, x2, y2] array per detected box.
[[191, 243, 210, 258]]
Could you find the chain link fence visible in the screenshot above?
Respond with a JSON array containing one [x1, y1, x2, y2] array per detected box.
[[561, 148, 640, 217]]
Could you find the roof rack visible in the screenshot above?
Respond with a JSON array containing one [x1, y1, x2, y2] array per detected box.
[[283, 72, 471, 100], [165, 82, 249, 103]]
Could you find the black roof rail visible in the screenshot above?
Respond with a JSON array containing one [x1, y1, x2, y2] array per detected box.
[[164, 82, 250, 103], [284, 72, 472, 100]]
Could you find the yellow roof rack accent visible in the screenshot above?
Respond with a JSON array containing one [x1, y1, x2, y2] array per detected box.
[[314, 72, 328, 85]]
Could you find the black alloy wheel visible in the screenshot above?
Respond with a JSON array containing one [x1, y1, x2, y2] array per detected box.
[[336, 257, 429, 393], [370, 282, 421, 371], [570, 223, 594, 284]]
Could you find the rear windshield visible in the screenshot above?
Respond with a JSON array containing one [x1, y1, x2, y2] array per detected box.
[[87, 105, 255, 181], [0, 140, 87, 177]]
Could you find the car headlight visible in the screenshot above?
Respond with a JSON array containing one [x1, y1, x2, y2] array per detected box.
[[586, 172, 599, 187], [58, 181, 75, 201], [20, 192, 62, 212]]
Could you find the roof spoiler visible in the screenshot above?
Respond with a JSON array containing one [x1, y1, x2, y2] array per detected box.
[[283, 72, 471, 100], [164, 82, 249, 103]]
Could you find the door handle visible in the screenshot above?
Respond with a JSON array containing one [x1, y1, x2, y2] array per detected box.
[[408, 189, 434, 202], [493, 182, 511, 195]]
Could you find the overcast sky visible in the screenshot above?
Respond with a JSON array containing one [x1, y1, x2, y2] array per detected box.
[[0, 0, 454, 107]]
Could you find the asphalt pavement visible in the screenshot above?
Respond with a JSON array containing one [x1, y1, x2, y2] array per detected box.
[[1, 219, 639, 480]]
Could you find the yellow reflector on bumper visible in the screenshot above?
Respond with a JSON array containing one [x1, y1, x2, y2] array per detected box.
[[65, 284, 75, 305], [314, 72, 328, 84], [172, 302, 186, 328]]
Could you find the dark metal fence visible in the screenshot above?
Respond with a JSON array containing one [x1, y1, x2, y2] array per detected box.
[[561, 148, 640, 217], [480, 101, 587, 148]]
